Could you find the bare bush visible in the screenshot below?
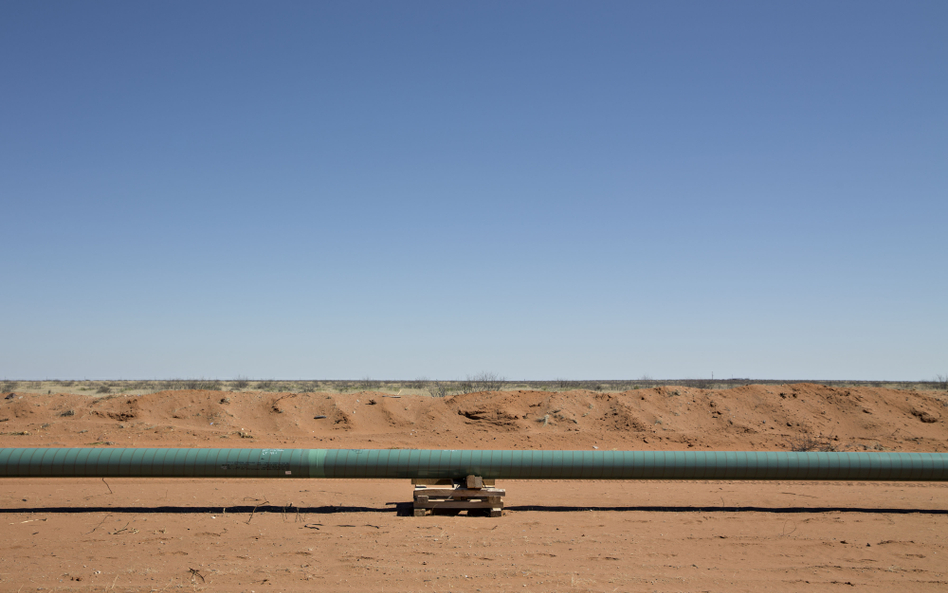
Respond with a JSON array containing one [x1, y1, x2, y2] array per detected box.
[[936, 374, 948, 390], [156, 379, 223, 391], [462, 372, 506, 393], [407, 377, 429, 390], [232, 377, 250, 390], [427, 381, 451, 398], [183, 379, 222, 391]]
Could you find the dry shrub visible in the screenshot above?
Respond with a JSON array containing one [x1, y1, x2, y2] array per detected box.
[[427, 381, 451, 398], [155, 379, 222, 391], [297, 380, 320, 393], [789, 432, 837, 452], [407, 378, 429, 390], [459, 372, 506, 394]]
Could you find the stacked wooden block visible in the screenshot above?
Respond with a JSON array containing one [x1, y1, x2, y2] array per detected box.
[[412, 475, 504, 517]]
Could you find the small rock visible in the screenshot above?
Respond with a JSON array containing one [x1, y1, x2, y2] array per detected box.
[[912, 408, 939, 423]]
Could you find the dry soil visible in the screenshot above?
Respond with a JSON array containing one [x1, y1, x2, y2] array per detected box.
[[1, 384, 947, 592]]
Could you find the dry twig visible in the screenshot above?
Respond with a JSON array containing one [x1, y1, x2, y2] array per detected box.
[[246, 499, 270, 524]]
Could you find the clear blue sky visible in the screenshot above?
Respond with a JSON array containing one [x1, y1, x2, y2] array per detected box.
[[2, 1, 945, 381]]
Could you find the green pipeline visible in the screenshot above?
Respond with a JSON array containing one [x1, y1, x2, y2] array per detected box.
[[2, 449, 948, 481]]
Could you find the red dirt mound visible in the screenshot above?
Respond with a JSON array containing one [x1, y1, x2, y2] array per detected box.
[[2, 384, 945, 451]]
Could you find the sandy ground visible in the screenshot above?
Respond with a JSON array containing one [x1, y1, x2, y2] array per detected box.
[[2, 384, 947, 592]]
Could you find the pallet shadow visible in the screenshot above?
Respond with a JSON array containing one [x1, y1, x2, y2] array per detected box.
[[0, 503, 418, 516], [506, 505, 948, 515]]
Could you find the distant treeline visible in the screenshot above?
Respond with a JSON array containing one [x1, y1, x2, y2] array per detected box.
[[2, 377, 945, 396]]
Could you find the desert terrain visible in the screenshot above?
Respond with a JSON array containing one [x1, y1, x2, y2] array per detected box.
[[2, 383, 947, 592]]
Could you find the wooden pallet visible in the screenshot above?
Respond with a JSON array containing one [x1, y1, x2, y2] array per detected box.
[[412, 475, 504, 517]]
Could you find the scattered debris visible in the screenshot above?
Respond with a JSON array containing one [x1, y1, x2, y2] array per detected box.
[[109, 521, 138, 535], [188, 567, 206, 583], [789, 433, 837, 452], [10, 518, 47, 525]]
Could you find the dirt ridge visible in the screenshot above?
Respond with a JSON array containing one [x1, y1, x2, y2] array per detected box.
[[2, 384, 945, 451]]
